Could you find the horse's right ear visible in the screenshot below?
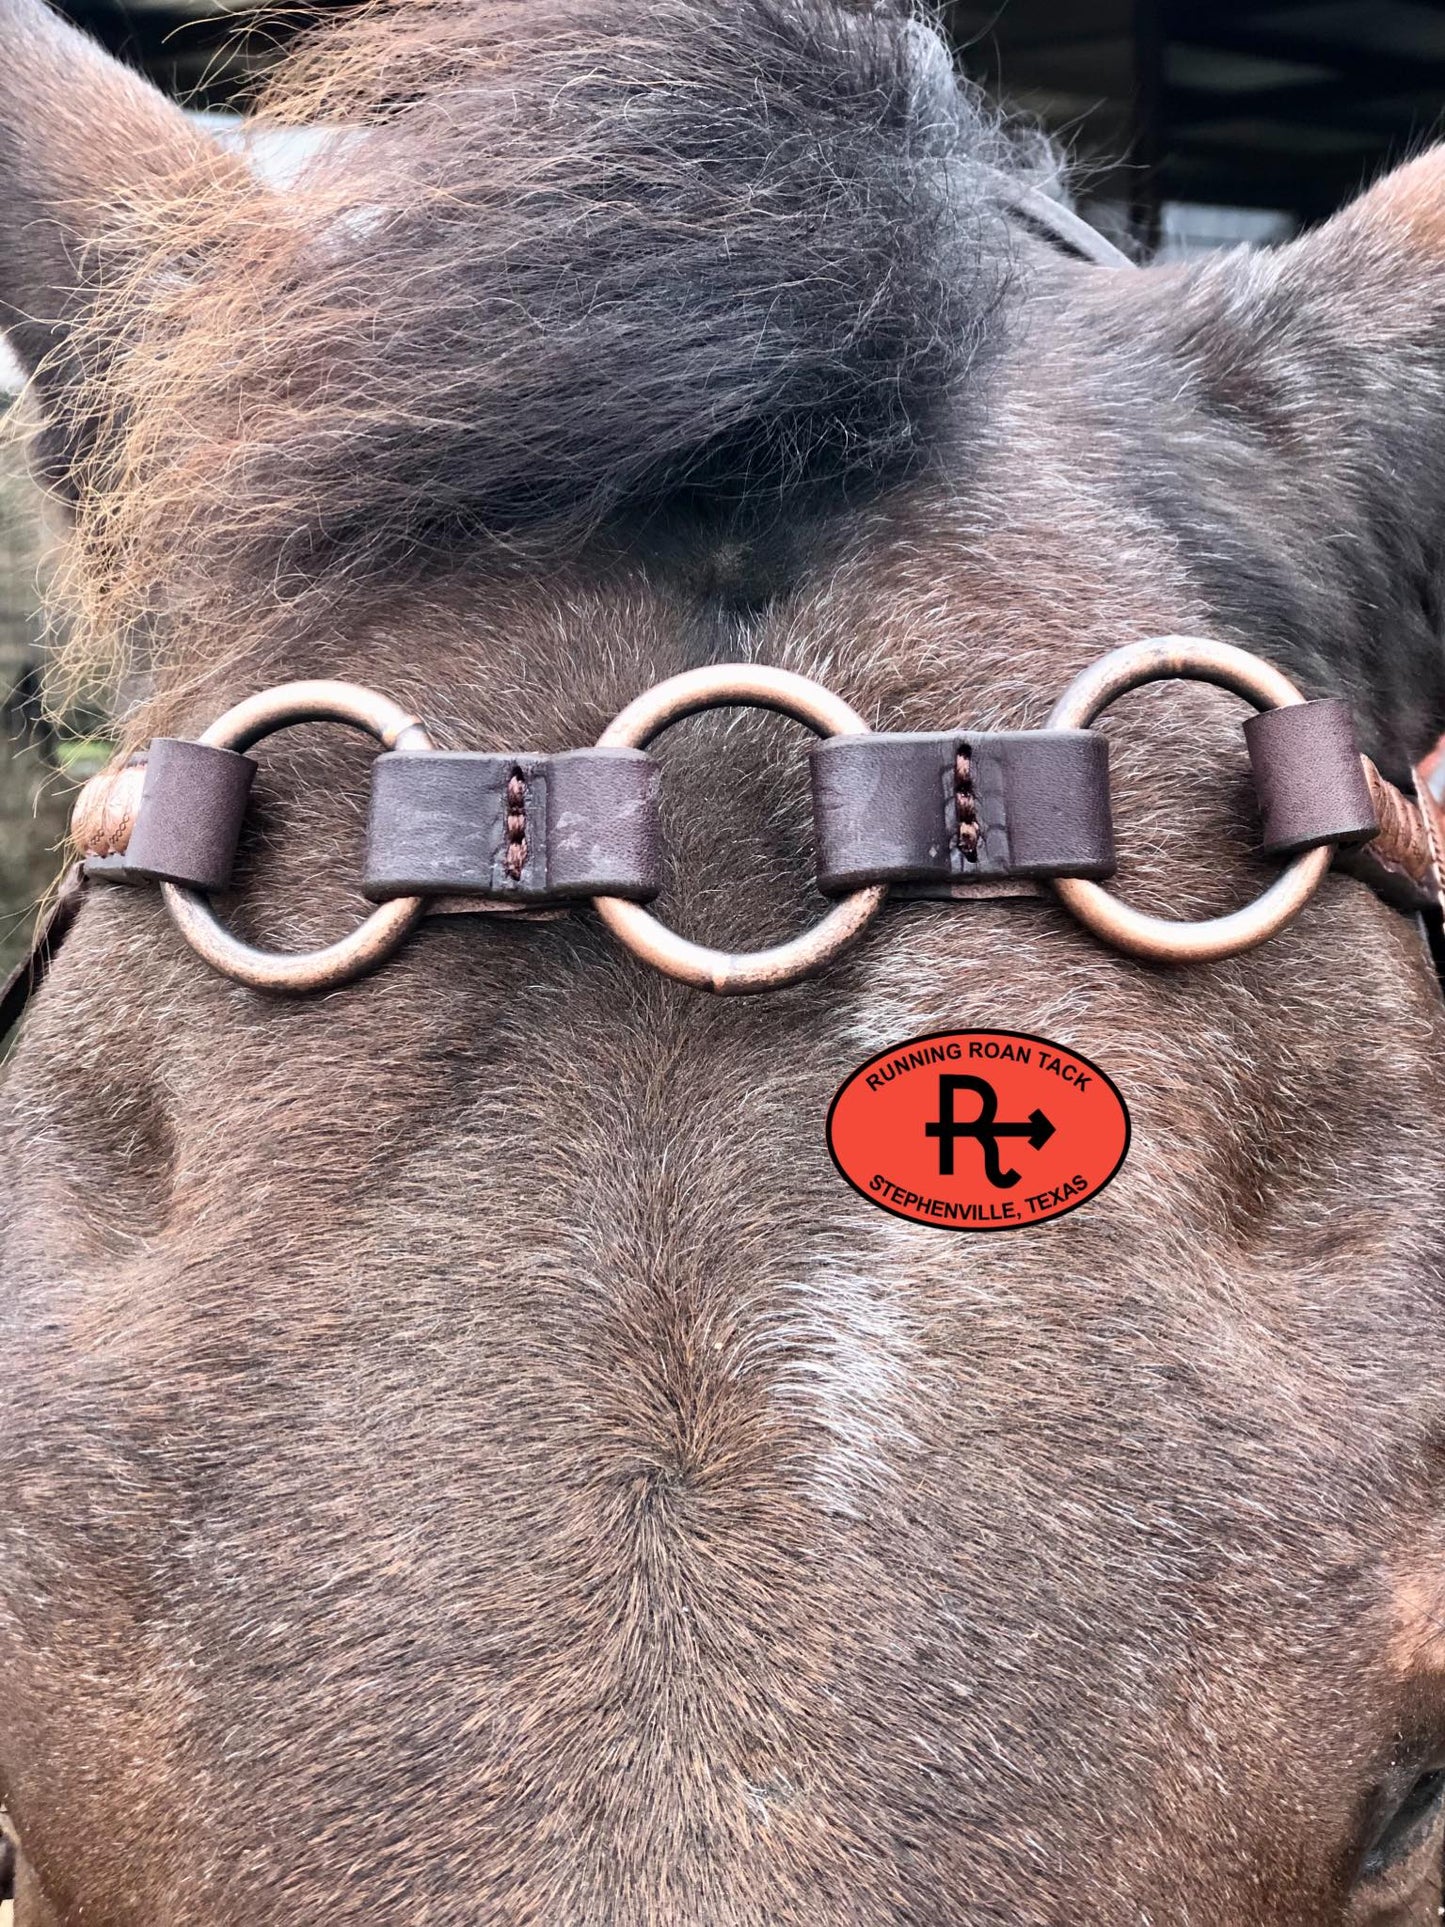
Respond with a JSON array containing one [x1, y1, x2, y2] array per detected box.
[[0, 0, 225, 496], [1328, 144, 1445, 256]]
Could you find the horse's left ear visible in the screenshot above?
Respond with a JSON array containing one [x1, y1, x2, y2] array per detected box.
[[0, 0, 225, 495]]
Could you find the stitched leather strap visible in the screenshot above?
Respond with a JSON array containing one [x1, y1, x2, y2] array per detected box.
[[363, 750, 663, 904], [810, 730, 1116, 895]]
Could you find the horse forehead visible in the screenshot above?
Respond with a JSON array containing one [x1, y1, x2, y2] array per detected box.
[[5, 642, 1444, 1927]]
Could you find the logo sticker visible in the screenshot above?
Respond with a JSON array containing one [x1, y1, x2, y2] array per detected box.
[[826, 1030, 1130, 1233]]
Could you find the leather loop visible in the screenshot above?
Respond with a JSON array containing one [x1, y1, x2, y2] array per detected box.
[[363, 749, 662, 904], [1242, 700, 1378, 858], [811, 730, 1115, 895], [121, 739, 256, 892]]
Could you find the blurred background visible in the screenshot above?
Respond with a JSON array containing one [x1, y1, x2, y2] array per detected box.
[[3, 0, 1442, 973]]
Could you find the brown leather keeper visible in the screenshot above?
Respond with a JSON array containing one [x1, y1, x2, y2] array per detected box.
[[122, 738, 256, 892], [363, 749, 663, 903], [811, 730, 1116, 895], [1242, 699, 1378, 858]]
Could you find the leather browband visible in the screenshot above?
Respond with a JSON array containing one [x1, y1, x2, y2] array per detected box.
[[0, 648, 1438, 1016], [55, 685, 1415, 908], [71, 698, 1387, 909], [78, 725, 1130, 906]]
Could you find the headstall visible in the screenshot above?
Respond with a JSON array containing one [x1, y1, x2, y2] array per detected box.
[[1, 634, 1435, 1022]]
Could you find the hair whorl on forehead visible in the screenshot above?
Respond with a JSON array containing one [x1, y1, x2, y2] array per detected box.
[[62, 0, 1034, 695]]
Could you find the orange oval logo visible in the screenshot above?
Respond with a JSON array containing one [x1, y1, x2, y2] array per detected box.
[[827, 1030, 1130, 1233]]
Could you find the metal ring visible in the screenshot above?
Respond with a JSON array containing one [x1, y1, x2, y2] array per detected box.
[[161, 680, 435, 993], [593, 665, 886, 994], [1046, 637, 1333, 963]]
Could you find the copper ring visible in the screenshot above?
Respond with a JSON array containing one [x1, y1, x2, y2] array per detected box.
[[161, 680, 435, 993], [1046, 637, 1333, 963], [594, 665, 886, 994]]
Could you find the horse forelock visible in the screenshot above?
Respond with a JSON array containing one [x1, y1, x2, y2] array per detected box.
[[53, 0, 1041, 715]]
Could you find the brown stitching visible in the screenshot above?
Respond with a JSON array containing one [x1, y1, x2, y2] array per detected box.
[[504, 769, 528, 882], [956, 745, 979, 863]]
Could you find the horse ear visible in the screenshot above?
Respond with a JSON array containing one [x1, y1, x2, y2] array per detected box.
[[0, 0, 224, 494], [1333, 144, 1445, 254]]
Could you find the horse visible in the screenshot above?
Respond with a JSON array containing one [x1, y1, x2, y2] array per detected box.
[[5, 0, 1445, 1919]]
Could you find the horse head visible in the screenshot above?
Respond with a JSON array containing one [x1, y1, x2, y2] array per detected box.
[[4, 2, 1445, 1920]]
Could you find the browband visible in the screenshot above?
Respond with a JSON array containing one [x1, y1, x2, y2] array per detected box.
[[84, 729, 1124, 906], [4, 635, 1435, 1008]]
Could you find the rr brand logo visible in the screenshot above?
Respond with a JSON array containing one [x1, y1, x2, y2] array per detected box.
[[925, 1076, 1055, 1187], [826, 1030, 1130, 1232]]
